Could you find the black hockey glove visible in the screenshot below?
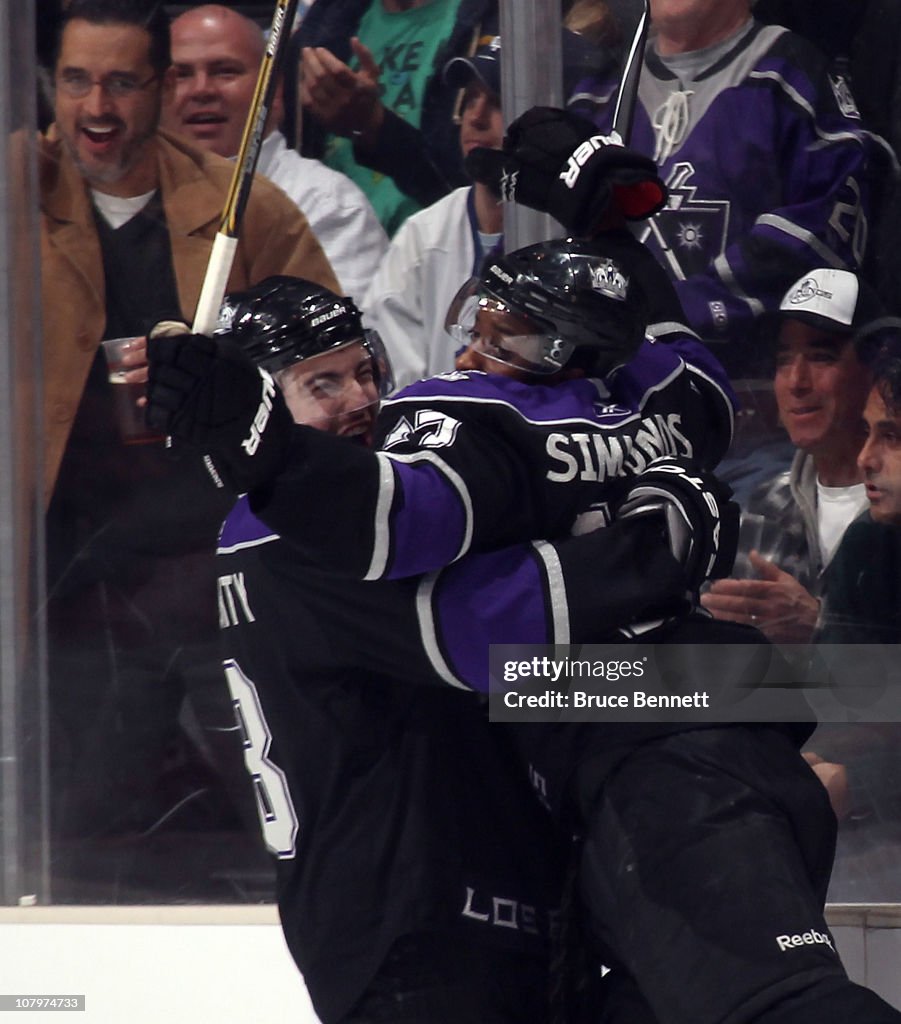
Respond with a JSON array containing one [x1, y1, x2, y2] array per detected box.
[[464, 106, 666, 234], [146, 321, 294, 494], [613, 457, 740, 593]]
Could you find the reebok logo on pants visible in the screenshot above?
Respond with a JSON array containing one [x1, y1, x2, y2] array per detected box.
[[776, 928, 835, 953]]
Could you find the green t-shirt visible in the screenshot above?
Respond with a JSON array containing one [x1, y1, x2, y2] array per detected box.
[[324, 0, 462, 236]]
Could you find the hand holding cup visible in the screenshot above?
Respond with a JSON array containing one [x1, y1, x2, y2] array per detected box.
[[100, 335, 159, 443]]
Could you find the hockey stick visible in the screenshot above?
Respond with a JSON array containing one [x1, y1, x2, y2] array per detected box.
[[191, 0, 300, 334], [611, 0, 650, 145]]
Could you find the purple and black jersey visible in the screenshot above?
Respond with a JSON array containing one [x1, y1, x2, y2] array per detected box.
[[216, 499, 567, 1022], [215, 480, 705, 1016], [237, 330, 752, 833], [253, 329, 735, 583], [218, 327, 735, 943], [568, 20, 894, 372]]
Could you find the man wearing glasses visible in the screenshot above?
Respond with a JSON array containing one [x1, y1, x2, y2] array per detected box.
[[40, 0, 338, 889], [42, 0, 338, 491]]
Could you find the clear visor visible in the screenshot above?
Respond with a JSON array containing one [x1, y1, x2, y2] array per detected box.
[[364, 328, 395, 397], [274, 331, 393, 438], [445, 279, 574, 375]]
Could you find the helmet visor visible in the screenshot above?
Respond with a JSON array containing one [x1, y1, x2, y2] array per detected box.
[[273, 333, 391, 442], [364, 328, 395, 397], [445, 278, 574, 375]]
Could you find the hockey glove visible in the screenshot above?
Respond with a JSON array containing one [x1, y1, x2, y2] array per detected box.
[[613, 457, 740, 593], [464, 106, 666, 234], [146, 321, 294, 494]]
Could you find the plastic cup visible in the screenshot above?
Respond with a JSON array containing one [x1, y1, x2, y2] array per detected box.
[[101, 336, 159, 444], [732, 512, 781, 579]]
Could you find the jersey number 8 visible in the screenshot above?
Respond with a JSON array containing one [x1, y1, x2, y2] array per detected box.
[[225, 658, 299, 859]]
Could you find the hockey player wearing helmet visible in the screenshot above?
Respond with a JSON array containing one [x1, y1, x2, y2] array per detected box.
[[220, 275, 392, 444], [146, 229, 736, 583], [209, 275, 568, 1023], [146, 233, 901, 1024], [448, 234, 661, 380], [203, 274, 732, 1024]]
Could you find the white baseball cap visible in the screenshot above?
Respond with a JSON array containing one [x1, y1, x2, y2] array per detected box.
[[779, 268, 883, 331]]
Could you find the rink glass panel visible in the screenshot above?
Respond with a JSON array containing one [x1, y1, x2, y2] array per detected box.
[[9, 0, 900, 905]]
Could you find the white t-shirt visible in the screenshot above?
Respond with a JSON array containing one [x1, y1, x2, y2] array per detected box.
[[816, 479, 868, 565], [256, 131, 388, 303], [91, 188, 154, 229]]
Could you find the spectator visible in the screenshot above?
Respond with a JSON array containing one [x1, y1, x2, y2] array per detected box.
[[288, 3, 610, 237], [164, 4, 388, 302], [360, 30, 615, 387], [40, 0, 337, 893], [567, 0, 890, 377], [818, 338, 901, 641], [283, 0, 500, 236], [755, 0, 901, 156], [807, 344, 901, 900], [755, 0, 901, 324], [492, 1, 890, 501], [360, 36, 504, 389], [701, 268, 889, 643]]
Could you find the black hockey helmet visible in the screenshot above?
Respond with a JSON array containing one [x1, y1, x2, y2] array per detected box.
[[446, 233, 660, 376], [218, 275, 393, 393]]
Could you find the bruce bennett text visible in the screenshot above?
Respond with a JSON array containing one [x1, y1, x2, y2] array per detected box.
[[501, 691, 711, 709]]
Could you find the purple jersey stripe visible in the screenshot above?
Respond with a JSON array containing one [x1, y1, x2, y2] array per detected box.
[[382, 455, 471, 578], [218, 496, 277, 552], [430, 544, 551, 691]]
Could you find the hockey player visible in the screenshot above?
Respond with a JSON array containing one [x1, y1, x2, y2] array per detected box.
[[147, 231, 901, 1022], [148, 229, 733, 575], [205, 274, 724, 1023], [465, 73, 892, 505], [211, 277, 565, 1023]]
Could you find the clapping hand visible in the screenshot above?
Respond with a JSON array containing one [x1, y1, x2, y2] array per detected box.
[[301, 37, 383, 145]]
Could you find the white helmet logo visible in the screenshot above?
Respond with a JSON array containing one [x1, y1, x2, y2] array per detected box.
[[590, 260, 629, 301]]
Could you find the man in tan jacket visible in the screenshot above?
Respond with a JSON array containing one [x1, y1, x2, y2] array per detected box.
[[41, 1, 337, 498], [40, 0, 337, 896]]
